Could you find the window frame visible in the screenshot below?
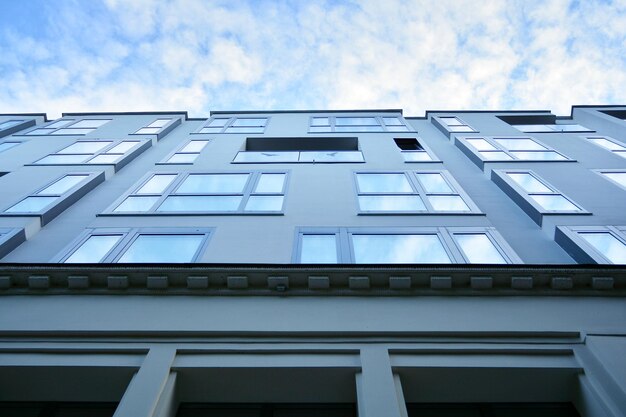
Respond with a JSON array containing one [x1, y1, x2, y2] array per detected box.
[[293, 226, 520, 264], [393, 137, 441, 163], [0, 118, 36, 138], [307, 115, 411, 133], [29, 138, 151, 171], [491, 169, 590, 226], [432, 116, 478, 134], [0, 227, 26, 259], [157, 138, 211, 165], [18, 118, 112, 136], [130, 117, 181, 140], [456, 135, 571, 164], [511, 123, 593, 133], [101, 171, 289, 215], [0, 139, 25, 155], [594, 169, 626, 191], [555, 225, 626, 264], [54, 227, 213, 263], [584, 136, 626, 159], [193, 117, 269, 134], [0, 172, 105, 226], [353, 170, 481, 215]]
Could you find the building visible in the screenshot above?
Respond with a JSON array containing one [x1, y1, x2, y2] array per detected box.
[[0, 106, 625, 417]]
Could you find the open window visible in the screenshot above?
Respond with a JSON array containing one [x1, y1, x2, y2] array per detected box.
[[234, 137, 364, 163]]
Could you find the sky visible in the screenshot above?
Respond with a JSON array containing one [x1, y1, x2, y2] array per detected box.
[[0, 0, 625, 119]]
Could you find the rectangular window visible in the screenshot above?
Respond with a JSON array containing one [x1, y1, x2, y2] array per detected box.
[[234, 136, 364, 163], [21, 119, 111, 136], [597, 170, 626, 190], [57, 227, 212, 263], [105, 171, 288, 214], [131, 117, 180, 139], [511, 123, 592, 133], [194, 117, 268, 134], [294, 227, 519, 264], [159, 139, 210, 164], [459, 136, 569, 161], [355, 171, 478, 214], [0, 141, 21, 154], [433, 116, 477, 133], [308, 115, 410, 133], [492, 170, 588, 226], [0, 172, 105, 226], [394, 138, 438, 162], [32, 139, 150, 171], [585, 136, 626, 159], [0, 120, 24, 130], [556, 226, 626, 264]]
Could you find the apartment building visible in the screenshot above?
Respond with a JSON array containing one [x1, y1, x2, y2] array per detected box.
[[0, 106, 625, 417]]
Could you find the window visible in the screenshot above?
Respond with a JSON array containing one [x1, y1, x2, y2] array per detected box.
[[57, 228, 212, 263], [585, 136, 626, 159], [0, 120, 24, 130], [194, 117, 268, 134], [233, 136, 364, 163], [32, 139, 150, 171], [132, 117, 181, 139], [0, 141, 21, 154], [433, 116, 477, 133], [492, 170, 587, 225], [0, 227, 26, 259], [458, 136, 569, 161], [21, 119, 110, 136], [308, 116, 409, 133], [159, 139, 210, 164], [354, 171, 479, 213], [394, 138, 439, 162], [511, 124, 592, 133], [105, 171, 288, 214], [596, 170, 626, 190], [0, 172, 104, 226], [294, 227, 519, 264], [556, 226, 626, 264], [0, 119, 35, 138]]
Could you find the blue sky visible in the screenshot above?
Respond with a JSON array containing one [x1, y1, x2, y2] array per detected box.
[[0, 0, 625, 118]]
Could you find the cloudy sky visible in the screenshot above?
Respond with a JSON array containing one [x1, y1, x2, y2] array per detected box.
[[0, 0, 625, 118]]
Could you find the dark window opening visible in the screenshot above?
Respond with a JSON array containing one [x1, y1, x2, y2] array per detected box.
[[394, 138, 424, 151], [177, 403, 357, 417], [406, 402, 580, 417]]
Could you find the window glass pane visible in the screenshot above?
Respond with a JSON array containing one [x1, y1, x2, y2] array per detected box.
[[479, 151, 514, 160], [454, 234, 506, 263], [88, 154, 122, 164], [335, 117, 379, 126], [166, 153, 199, 164], [356, 173, 412, 193], [5, 196, 57, 212], [385, 125, 410, 132], [64, 235, 122, 263], [37, 175, 88, 195], [309, 126, 332, 133], [530, 194, 580, 211], [466, 138, 497, 151], [36, 154, 89, 164], [602, 172, 626, 188], [300, 235, 337, 263], [157, 196, 242, 212], [448, 125, 475, 132], [0, 120, 23, 129], [47, 120, 74, 129], [71, 119, 110, 128], [255, 173, 286, 193], [494, 138, 546, 150], [382, 117, 403, 126], [114, 196, 159, 212], [232, 118, 267, 127], [137, 174, 177, 194], [147, 118, 171, 128], [107, 141, 138, 154], [507, 173, 552, 193], [402, 151, 433, 162], [117, 234, 204, 263], [177, 174, 249, 193], [335, 125, 384, 132], [25, 128, 55, 135], [579, 232, 626, 264], [0, 142, 20, 153], [226, 126, 265, 133], [233, 152, 299, 163], [299, 151, 364, 162], [588, 138, 626, 151], [199, 127, 223, 133], [58, 141, 112, 154], [439, 117, 463, 126], [311, 117, 330, 126], [428, 195, 470, 211], [358, 195, 426, 211], [208, 118, 229, 127], [135, 127, 161, 134], [616, 151, 626, 158], [552, 124, 591, 132], [512, 124, 551, 132], [352, 234, 451, 263], [416, 173, 452, 193], [244, 195, 284, 211], [510, 151, 567, 160], [51, 128, 95, 135], [181, 140, 209, 153]]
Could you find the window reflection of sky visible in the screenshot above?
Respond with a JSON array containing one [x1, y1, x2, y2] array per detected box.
[[65, 235, 122, 263], [530, 195, 579, 211], [118, 235, 203, 262], [301, 235, 337, 263], [352, 234, 451, 263], [177, 174, 249, 193], [357, 173, 412, 193], [580, 232, 626, 264], [454, 234, 506, 263], [359, 195, 425, 211]]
